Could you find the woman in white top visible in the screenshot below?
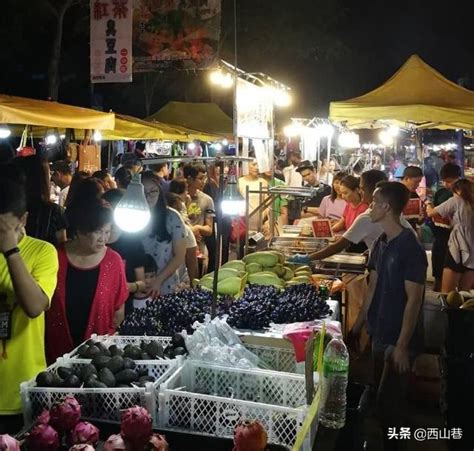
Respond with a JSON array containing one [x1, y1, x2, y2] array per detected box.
[[426, 179, 474, 292]]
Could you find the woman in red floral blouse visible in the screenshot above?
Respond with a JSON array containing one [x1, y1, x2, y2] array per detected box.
[[46, 200, 128, 363]]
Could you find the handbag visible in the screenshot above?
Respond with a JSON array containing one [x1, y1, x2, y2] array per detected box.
[[78, 130, 101, 173], [17, 126, 36, 157]]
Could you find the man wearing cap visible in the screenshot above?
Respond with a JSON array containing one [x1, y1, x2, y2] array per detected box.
[[51, 161, 72, 208], [295, 160, 331, 218]]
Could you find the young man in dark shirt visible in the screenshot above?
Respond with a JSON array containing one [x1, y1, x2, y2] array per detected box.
[[350, 182, 427, 451]]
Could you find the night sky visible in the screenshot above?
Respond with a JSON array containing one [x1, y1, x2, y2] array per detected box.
[[1, 0, 473, 123]]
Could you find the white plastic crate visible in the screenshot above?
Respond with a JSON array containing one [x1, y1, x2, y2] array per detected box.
[[244, 343, 297, 373], [21, 357, 179, 427], [157, 361, 314, 449], [63, 334, 173, 362]]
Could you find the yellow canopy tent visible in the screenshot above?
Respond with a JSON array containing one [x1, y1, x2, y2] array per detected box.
[[0, 94, 115, 130], [329, 55, 474, 130], [147, 101, 233, 140]]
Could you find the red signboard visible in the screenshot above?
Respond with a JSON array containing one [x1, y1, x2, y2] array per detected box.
[[312, 219, 333, 239]]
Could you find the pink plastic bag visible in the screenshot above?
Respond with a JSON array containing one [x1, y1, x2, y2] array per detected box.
[[283, 320, 342, 362]]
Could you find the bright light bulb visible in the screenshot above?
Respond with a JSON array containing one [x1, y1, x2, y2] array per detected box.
[[60, 134, 66, 140], [379, 131, 394, 146], [45, 134, 58, 145], [338, 131, 360, 148], [93, 131, 102, 141], [221, 174, 246, 216], [283, 123, 304, 137], [209, 70, 223, 85], [213, 143, 223, 151], [273, 89, 292, 107], [222, 139, 229, 146], [388, 125, 399, 137], [220, 73, 234, 88], [114, 174, 151, 233], [0, 126, 11, 139], [187, 142, 196, 151]]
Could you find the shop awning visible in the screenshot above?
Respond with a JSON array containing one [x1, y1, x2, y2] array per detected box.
[[329, 55, 474, 130], [147, 101, 233, 140], [0, 94, 115, 130]]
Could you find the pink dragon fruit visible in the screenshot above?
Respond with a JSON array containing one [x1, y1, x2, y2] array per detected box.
[[233, 421, 268, 451], [27, 424, 60, 451], [37, 410, 50, 425], [103, 434, 126, 451], [148, 434, 169, 451], [49, 395, 81, 432], [0, 434, 20, 451], [120, 406, 153, 451], [68, 445, 95, 451], [70, 422, 99, 445]]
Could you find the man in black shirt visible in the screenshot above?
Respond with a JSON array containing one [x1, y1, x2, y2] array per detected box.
[[350, 182, 427, 451], [295, 160, 331, 218]]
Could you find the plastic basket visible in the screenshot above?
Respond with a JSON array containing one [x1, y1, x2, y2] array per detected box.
[[20, 357, 179, 427], [244, 343, 297, 373], [157, 361, 314, 450], [63, 334, 173, 362]]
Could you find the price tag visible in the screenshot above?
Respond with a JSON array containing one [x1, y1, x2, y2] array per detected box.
[[311, 219, 333, 239], [402, 198, 422, 219], [0, 311, 12, 340]]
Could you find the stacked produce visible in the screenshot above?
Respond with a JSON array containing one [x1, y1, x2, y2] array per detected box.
[[119, 288, 231, 336], [227, 284, 332, 330], [35, 336, 186, 389], [445, 290, 474, 309], [195, 251, 314, 292]]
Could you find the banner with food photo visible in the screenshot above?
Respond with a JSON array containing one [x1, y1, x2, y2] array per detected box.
[[133, 0, 221, 71]]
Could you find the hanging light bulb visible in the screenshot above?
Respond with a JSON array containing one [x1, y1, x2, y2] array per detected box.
[[114, 173, 151, 233], [0, 126, 12, 139], [221, 172, 245, 216], [93, 131, 102, 141], [45, 134, 58, 145]]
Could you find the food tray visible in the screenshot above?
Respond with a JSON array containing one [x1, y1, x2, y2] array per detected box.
[[63, 334, 173, 362], [157, 361, 315, 450], [270, 236, 329, 254], [20, 357, 179, 427]]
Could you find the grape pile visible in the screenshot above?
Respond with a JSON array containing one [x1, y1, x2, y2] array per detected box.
[[270, 284, 332, 324], [119, 288, 231, 336], [227, 284, 332, 330]]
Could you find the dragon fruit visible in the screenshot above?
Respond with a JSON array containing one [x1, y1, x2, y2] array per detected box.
[[233, 421, 268, 451], [37, 410, 51, 425], [49, 395, 81, 432], [120, 406, 153, 450], [69, 445, 95, 451], [0, 434, 20, 451], [70, 422, 99, 445], [27, 424, 60, 451], [103, 434, 126, 451], [148, 434, 169, 451]]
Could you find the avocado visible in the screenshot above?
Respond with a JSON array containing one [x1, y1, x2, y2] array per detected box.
[[138, 375, 155, 383], [96, 342, 111, 357], [63, 374, 82, 388], [98, 368, 116, 387], [122, 357, 136, 370], [117, 384, 130, 388], [80, 364, 98, 381], [76, 344, 89, 358], [171, 333, 186, 349], [109, 345, 124, 357], [50, 373, 64, 387], [123, 345, 142, 360], [107, 355, 124, 374], [115, 369, 139, 385], [84, 345, 101, 359], [57, 366, 74, 380], [91, 381, 107, 389], [92, 355, 111, 370], [86, 339, 98, 347], [144, 341, 164, 359], [36, 371, 53, 387], [137, 367, 149, 378], [141, 352, 151, 360], [171, 347, 187, 358], [84, 374, 98, 386]]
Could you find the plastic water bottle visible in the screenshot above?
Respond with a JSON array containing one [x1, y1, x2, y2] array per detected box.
[[320, 337, 349, 429]]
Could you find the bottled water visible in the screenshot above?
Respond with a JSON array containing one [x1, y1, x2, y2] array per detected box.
[[320, 337, 349, 429]]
